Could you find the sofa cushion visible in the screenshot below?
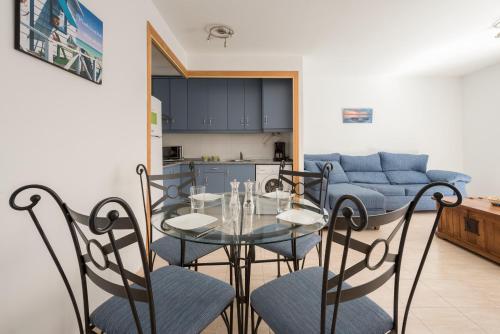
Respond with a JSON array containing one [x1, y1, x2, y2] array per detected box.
[[304, 153, 340, 162], [426, 170, 472, 183], [315, 161, 349, 184], [304, 160, 321, 173], [385, 171, 430, 184], [341, 153, 382, 172], [353, 183, 406, 196], [345, 172, 389, 184], [403, 184, 455, 196], [328, 183, 385, 211], [379, 152, 428, 172]]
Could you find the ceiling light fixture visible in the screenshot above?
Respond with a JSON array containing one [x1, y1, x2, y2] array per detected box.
[[206, 24, 234, 48]]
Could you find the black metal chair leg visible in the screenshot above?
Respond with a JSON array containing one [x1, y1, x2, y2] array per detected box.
[[194, 259, 198, 271], [301, 255, 306, 270], [277, 254, 281, 277], [251, 306, 256, 334]]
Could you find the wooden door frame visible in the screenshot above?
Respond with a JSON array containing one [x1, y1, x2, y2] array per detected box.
[[146, 21, 300, 249]]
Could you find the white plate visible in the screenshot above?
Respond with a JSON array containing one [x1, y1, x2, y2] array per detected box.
[[165, 213, 218, 230], [276, 209, 324, 225], [295, 198, 319, 208], [189, 193, 222, 202], [262, 190, 290, 199]]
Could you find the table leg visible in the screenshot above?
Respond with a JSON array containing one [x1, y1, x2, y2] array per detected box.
[[230, 244, 254, 334]]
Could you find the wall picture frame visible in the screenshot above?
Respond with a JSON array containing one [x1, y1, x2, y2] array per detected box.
[[342, 108, 373, 123], [15, 0, 103, 84]]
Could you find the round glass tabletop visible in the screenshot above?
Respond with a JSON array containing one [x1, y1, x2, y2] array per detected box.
[[151, 193, 329, 246]]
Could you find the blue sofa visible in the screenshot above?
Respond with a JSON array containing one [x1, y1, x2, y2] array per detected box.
[[304, 152, 471, 214]]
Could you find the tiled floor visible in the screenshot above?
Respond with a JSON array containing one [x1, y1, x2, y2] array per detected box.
[[160, 213, 500, 333]]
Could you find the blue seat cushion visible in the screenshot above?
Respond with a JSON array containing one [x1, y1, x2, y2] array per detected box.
[[151, 235, 222, 266], [403, 184, 455, 196], [251, 267, 393, 334], [91, 266, 235, 334], [353, 183, 406, 196], [380, 152, 428, 172], [340, 153, 383, 172], [328, 183, 385, 210], [259, 233, 321, 259], [304, 153, 341, 162], [345, 171, 389, 184], [385, 171, 430, 184]]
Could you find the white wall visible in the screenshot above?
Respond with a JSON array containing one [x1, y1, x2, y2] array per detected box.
[[0, 1, 186, 333], [163, 132, 293, 160], [462, 63, 500, 195], [302, 58, 465, 171]]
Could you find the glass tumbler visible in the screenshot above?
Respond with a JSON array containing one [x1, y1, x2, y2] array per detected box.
[[190, 185, 206, 210], [276, 188, 292, 213]]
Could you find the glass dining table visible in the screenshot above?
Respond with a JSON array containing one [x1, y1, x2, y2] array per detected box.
[[151, 193, 329, 334]]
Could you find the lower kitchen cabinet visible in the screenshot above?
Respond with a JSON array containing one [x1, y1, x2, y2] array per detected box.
[[193, 164, 256, 193], [225, 165, 255, 192]]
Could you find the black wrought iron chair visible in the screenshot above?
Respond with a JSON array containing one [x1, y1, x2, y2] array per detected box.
[[9, 185, 235, 334], [256, 161, 332, 275], [136, 163, 226, 271], [250, 182, 462, 333]]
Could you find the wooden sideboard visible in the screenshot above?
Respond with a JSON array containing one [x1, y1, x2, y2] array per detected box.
[[437, 197, 500, 264]]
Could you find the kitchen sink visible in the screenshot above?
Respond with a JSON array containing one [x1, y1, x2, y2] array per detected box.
[[228, 159, 253, 162]]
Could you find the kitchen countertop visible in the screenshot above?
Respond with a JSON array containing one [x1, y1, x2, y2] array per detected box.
[[163, 159, 292, 167]]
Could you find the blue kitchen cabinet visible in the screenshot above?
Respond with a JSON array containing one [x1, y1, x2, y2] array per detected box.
[[225, 165, 255, 192], [152, 77, 171, 132], [262, 79, 293, 132], [169, 78, 188, 130], [200, 165, 227, 193], [227, 79, 245, 130], [207, 79, 228, 130], [188, 79, 209, 130], [244, 79, 262, 131], [227, 79, 262, 131], [163, 164, 181, 204]]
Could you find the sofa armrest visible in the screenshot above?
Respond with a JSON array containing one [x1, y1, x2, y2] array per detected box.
[[426, 170, 471, 183]]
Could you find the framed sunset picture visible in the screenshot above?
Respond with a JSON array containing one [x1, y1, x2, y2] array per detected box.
[[15, 0, 103, 84], [342, 108, 373, 123]]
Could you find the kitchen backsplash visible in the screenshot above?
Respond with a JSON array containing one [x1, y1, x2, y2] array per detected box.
[[162, 133, 292, 160]]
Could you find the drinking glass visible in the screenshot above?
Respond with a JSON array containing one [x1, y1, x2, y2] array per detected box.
[[190, 185, 206, 210], [276, 188, 292, 213]]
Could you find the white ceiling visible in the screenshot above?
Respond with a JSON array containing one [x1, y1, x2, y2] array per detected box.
[[153, 0, 500, 76], [151, 44, 181, 76]]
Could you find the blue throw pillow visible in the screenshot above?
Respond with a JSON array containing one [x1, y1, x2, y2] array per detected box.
[[340, 153, 383, 172], [385, 171, 430, 184], [379, 152, 428, 172], [304, 160, 321, 173], [315, 161, 349, 184]]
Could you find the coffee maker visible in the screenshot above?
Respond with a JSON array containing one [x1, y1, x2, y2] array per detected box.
[[273, 142, 286, 161]]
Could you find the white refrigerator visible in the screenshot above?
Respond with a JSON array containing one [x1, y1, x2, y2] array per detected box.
[[150, 96, 163, 195]]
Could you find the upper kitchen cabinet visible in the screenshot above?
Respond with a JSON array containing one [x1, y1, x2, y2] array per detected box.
[[227, 79, 262, 131], [169, 78, 188, 130], [207, 79, 228, 130], [188, 78, 209, 130], [262, 79, 293, 132], [151, 77, 170, 132], [188, 79, 228, 131]]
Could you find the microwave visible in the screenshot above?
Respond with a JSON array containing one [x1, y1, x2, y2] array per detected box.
[[163, 146, 183, 161]]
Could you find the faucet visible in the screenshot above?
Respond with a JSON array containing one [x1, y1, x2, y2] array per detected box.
[[240, 152, 244, 160]]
